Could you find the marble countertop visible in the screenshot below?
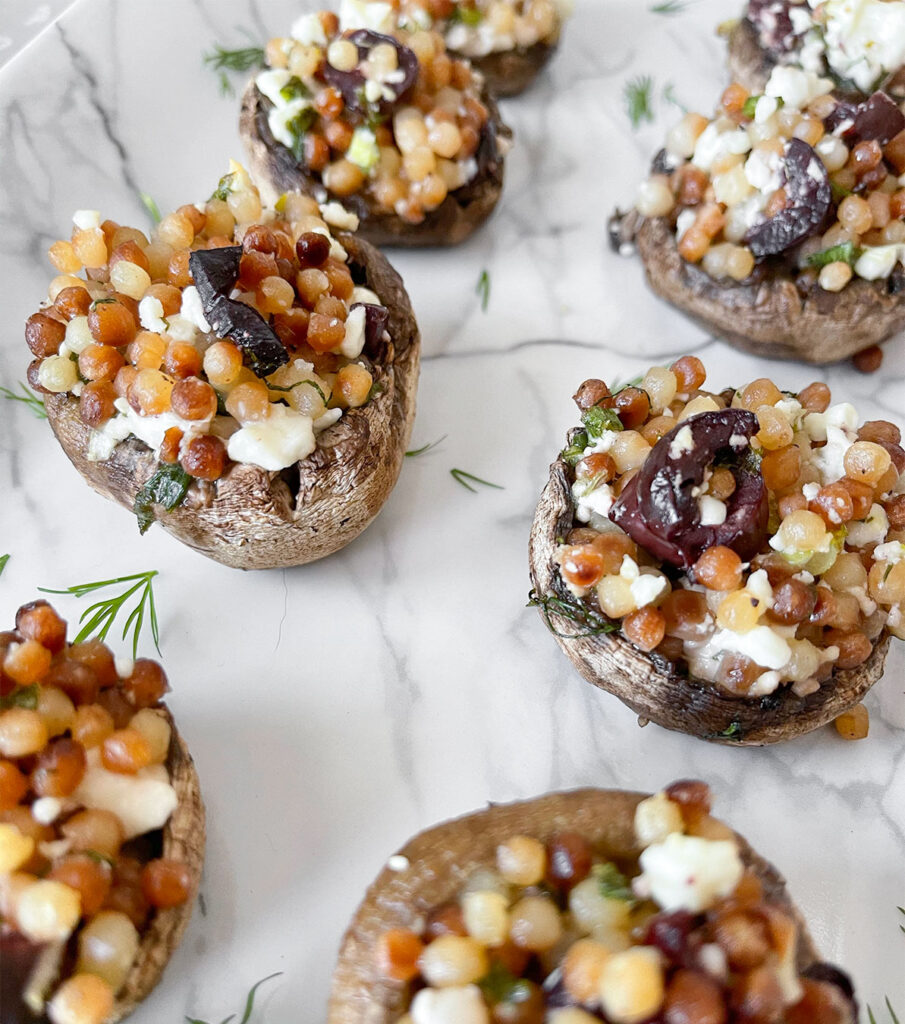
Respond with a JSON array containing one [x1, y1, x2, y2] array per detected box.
[[0, 0, 903, 1020]]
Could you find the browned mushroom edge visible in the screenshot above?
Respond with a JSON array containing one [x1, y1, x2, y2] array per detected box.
[[467, 38, 557, 97], [240, 81, 511, 248], [327, 788, 821, 1022], [44, 234, 420, 571], [528, 439, 891, 746]]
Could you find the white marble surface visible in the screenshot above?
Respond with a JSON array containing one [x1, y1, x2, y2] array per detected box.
[[0, 0, 903, 1020]]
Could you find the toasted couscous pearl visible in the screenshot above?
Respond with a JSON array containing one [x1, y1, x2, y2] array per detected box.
[[47, 974, 114, 1024], [599, 948, 665, 1024], [17, 879, 82, 941]]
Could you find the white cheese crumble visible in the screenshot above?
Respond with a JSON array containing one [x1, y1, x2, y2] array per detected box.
[[339, 0, 396, 33], [387, 855, 410, 872], [340, 305, 368, 359], [320, 201, 360, 231], [846, 503, 889, 548], [669, 425, 694, 459], [255, 68, 293, 107], [764, 65, 832, 109], [709, 624, 792, 671], [73, 209, 101, 230], [227, 404, 317, 472], [90, 397, 212, 463], [290, 12, 328, 46], [638, 833, 743, 914], [31, 797, 64, 826], [411, 985, 489, 1024], [854, 245, 904, 282], [875, 541, 905, 564], [138, 295, 167, 333], [180, 285, 211, 333], [816, 0, 905, 92], [620, 556, 669, 608], [698, 495, 727, 526], [572, 481, 615, 524]]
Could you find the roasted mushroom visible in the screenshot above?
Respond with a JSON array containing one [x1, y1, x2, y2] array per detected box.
[[26, 167, 420, 570], [529, 359, 903, 745], [0, 600, 204, 1024], [728, 1, 905, 97], [239, 10, 511, 247], [329, 782, 857, 1022], [616, 64, 905, 362]]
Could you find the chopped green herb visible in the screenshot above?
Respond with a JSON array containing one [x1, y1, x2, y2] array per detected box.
[[91, 297, 117, 308], [133, 463, 193, 535], [0, 383, 47, 419], [662, 82, 687, 113], [406, 435, 446, 457], [720, 720, 743, 740], [561, 430, 590, 466], [0, 554, 8, 577], [450, 5, 483, 25], [367, 381, 385, 401], [527, 589, 619, 640], [624, 75, 654, 129], [612, 373, 644, 393], [899, 905, 905, 935], [83, 849, 116, 867], [479, 962, 520, 1003], [593, 863, 635, 903], [203, 44, 266, 96], [868, 998, 902, 1024], [0, 685, 39, 711], [138, 191, 162, 225], [831, 181, 853, 201], [267, 379, 328, 404], [651, 0, 689, 13], [806, 241, 862, 269], [476, 268, 491, 312], [210, 172, 236, 202], [287, 107, 317, 162], [582, 405, 623, 439], [40, 571, 160, 659], [450, 468, 504, 493], [186, 972, 282, 1024], [742, 95, 760, 119], [279, 76, 311, 102]]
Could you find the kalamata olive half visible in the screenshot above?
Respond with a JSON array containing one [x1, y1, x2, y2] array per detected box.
[[322, 30, 419, 113], [609, 409, 768, 569], [823, 91, 905, 146], [189, 247, 289, 378], [745, 138, 831, 258], [747, 0, 801, 56]]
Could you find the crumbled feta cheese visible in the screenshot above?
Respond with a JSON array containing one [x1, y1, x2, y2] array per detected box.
[[73, 210, 101, 230], [351, 285, 381, 306], [750, 670, 782, 696], [227, 404, 316, 471], [411, 985, 490, 1024], [115, 656, 134, 679], [32, 797, 64, 825], [138, 296, 167, 333], [744, 147, 783, 193], [764, 65, 832, 109], [180, 286, 211, 333], [692, 123, 751, 172], [802, 482, 820, 502], [164, 314, 197, 343], [268, 99, 311, 150], [698, 495, 727, 526], [754, 94, 779, 123], [340, 305, 367, 359], [290, 11, 328, 46], [711, 624, 792, 670], [572, 481, 615, 523], [847, 503, 889, 547], [387, 855, 410, 872], [676, 209, 697, 240], [71, 749, 178, 840], [818, 0, 905, 92], [855, 245, 903, 281], [320, 201, 360, 231], [639, 833, 743, 914], [669, 425, 694, 459], [339, 0, 396, 33], [746, 568, 774, 610], [255, 68, 293, 107], [313, 408, 343, 432], [875, 541, 905, 564], [96, 397, 212, 458]]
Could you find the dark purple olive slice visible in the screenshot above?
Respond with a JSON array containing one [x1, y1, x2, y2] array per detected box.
[[609, 409, 769, 570], [747, 0, 802, 57], [189, 247, 289, 379], [1, 932, 48, 1024], [823, 91, 905, 145], [322, 30, 418, 114], [350, 302, 388, 352], [745, 138, 831, 258]]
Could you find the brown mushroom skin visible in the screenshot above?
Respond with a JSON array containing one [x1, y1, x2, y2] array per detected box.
[[4, 712, 204, 1023], [239, 81, 511, 248], [44, 235, 420, 571], [328, 788, 823, 1022], [467, 38, 557, 97], [727, 16, 777, 93], [627, 214, 905, 363], [528, 440, 891, 745]]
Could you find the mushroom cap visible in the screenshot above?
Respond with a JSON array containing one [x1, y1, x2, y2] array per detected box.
[[239, 80, 511, 248], [45, 234, 420, 570], [467, 38, 558, 97], [328, 787, 820, 1023], [528, 445, 892, 745]]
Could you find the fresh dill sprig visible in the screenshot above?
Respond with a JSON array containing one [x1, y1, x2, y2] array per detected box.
[[0, 555, 9, 578], [611, 373, 644, 393], [450, 468, 503, 493], [204, 43, 266, 96], [624, 75, 655, 129], [186, 972, 283, 1024], [650, 0, 689, 13], [0, 383, 47, 419], [662, 81, 687, 112], [138, 191, 162, 225], [476, 269, 491, 312], [868, 998, 901, 1024], [899, 905, 905, 935], [406, 435, 447, 457], [528, 589, 619, 639], [40, 571, 160, 659]]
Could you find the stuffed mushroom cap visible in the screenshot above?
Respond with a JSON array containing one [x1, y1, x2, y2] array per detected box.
[[329, 785, 856, 1022], [239, 10, 511, 248], [529, 440, 892, 745]]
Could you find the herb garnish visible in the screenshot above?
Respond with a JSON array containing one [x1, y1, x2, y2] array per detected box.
[[40, 571, 161, 659], [450, 468, 504, 493], [133, 463, 193, 535], [720, 720, 743, 740], [406, 435, 446, 457], [287, 108, 318, 162], [0, 684, 39, 710], [367, 381, 385, 401], [624, 75, 655, 129], [651, 1, 689, 13], [138, 191, 162, 225], [476, 268, 491, 311], [0, 554, 8, 577], [210, 172, 236, 202], [806, 241, 862, 269], [203, 43, 266, 96], [279, 76, 311, 103], [450, 5, 483, 26], [662, 82, 686, 113], [899, 905, 905, 935], [594, 863, 635, 903], [561, 431, 590, 466], [868, 998, 902, 1024], [1, 383, 47, 419], [186, 972, 282, 1024], [582, 405, 623, 439], [479, 962, 535, 1004], [528, 589, 619, 640]]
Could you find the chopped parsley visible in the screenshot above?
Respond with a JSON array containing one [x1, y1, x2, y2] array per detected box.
[[287, 107, 318, 162], [133, 463, 193, 535], [593, 862, 636, 903], [806, 241, 862, 269], [209, 172, 236, 202], [0, 684, 39, 710], [582, 405, 623, 439]]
